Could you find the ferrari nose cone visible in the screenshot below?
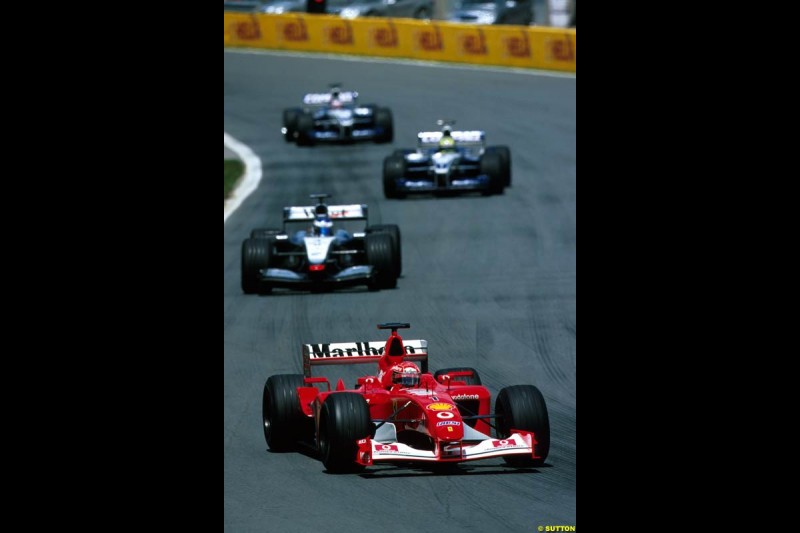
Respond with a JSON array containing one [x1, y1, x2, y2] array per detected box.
[[427, 402, 464, 440], [433, 419, 464, 440]]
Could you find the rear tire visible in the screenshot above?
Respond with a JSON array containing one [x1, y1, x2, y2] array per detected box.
[[241, 238, 272, 294], [263, 374, 310, 451], [495, 385, 550, 467], [319, 393, 371, 473]]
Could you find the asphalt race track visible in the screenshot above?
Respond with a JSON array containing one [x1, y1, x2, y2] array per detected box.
[[224, 50, 576, 532]]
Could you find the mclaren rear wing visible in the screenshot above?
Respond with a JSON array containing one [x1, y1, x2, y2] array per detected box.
[[303, 340, 428, 377], [303, 91, 358, 105], [417, 130, 485, 150], [283, 204, 368, 223]]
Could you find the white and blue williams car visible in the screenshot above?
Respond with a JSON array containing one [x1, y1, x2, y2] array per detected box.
[[382, 121, 511, 198], [282, 85, 394, 146]]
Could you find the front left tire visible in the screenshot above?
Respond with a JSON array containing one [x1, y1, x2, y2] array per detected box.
[[495, 385, 550, 467]]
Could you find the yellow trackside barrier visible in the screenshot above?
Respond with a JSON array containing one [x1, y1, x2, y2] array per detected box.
[[224, 12, 264, 47], [224, 13, 575, 73]]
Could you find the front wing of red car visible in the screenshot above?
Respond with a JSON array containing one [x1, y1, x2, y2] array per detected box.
[[355, 429, 541, 466]]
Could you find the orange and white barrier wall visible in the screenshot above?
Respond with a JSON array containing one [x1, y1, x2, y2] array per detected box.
[[224, 13, 575, 73]]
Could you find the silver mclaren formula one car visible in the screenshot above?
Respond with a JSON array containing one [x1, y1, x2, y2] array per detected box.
[[241, 194, 401, 294], [282, 85, 394, 146], [382, 121, 511, 198]]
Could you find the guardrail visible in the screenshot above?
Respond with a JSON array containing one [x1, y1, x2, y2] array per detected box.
[[224, 13, 575, 73]]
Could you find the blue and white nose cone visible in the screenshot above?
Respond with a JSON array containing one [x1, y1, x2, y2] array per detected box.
[[432, 152, 459, 175]]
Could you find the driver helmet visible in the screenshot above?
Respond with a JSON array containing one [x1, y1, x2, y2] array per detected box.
[[392, 362, 421, 388], [313, 205, 333, 236], [330, 89, 342, 108], [439, 131, 456, 152]]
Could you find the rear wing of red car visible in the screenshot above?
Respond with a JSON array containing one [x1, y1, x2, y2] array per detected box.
[[303, 339, 428, 377]]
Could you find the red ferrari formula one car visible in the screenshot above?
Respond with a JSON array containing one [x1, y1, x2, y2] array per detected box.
[[262, 323, 550, 473]]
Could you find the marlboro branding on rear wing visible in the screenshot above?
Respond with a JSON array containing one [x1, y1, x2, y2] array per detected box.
[[303, 340, 428, 377]]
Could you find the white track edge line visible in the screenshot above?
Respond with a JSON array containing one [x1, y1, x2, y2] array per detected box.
[[224, 133, 262, 223]]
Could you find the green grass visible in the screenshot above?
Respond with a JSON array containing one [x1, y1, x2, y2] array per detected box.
[[224, 159, 245, 199]]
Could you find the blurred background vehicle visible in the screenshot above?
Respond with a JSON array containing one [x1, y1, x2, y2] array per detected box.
[[226, 0, 574, 26], [446, 0, 533, 26], [327, 0, 433, 20], [252, 0, 306, 13], [224, 0, 266, 11]]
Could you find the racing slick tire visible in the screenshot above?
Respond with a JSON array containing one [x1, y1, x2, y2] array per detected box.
[[486, 145, 511, 187], [367, 224, 402, 276], [365, 232, 398, 290], [241, 238, 272, 295], [295, 112, 315, 146], [383, 156, 406, 199], [250, 228, 282, 240], [434, 367, 483, 386], [495, 385, 550, 467], [374, 107, 394, 143], [263, 374, 312, 451], [480, 152, 505, 196], [283, 108, 300, 143], [319, 392, 372, 473]]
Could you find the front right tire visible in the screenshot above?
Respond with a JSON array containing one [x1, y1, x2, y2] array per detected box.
[[365, 232, 398, 289], [295, 112, 314, 146], [486, 145, 511, 187], [367, 224, 402, 276], [319, 393, 372, 473], [480, 152, 504, 196], [241, 238, 272, 294], [283, 108, 300, 143], [383, 155, 405, 199], [374, 107, 394, 143]]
